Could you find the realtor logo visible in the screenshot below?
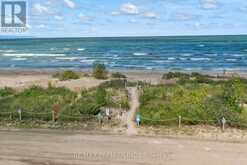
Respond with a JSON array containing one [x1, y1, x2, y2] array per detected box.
[[1, 1, 26, 27], [0, 0, 27, 33]]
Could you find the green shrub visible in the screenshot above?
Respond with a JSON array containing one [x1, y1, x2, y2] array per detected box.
[[0, 86, 77, 120], [111, 72, 126, 79], [162, 72, 190, 80], [93, 63, 108, 79], [139, 78, 247, 128], [53, 70, 80, 81], [95, 87, 107, 106], [0, 87, 15, 97], [99, 80, 126, 89]]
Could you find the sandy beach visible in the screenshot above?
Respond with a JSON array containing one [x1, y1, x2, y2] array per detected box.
[[0, 69, 164, 90], [1, 69, 247, 91]]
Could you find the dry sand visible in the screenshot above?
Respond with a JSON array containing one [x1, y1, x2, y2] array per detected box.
[[1, 129, 247, 165], [0, 69, 164, 91], [1, 69, 247, 91]]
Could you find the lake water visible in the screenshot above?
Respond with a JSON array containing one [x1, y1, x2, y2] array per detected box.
[[1, 35, 247, 71]]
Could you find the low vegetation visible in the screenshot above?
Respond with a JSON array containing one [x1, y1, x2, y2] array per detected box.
[[111, 72, 127, 79], [0, 87, 15, 97], [0, 82, 129, 123], [93, 63, 108, 79], [140, 73, 247, 128], [162, 72, 215, 84], [53, 70, 80, 81]]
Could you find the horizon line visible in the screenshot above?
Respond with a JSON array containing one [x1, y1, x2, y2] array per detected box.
[[1, 34, 247, 40]]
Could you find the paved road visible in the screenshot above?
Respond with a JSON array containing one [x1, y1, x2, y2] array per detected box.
[[0, 130, 247, 165]]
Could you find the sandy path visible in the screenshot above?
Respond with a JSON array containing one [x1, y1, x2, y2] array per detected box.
[[126, 87, 139, 136], [1, 130, 247, 165]]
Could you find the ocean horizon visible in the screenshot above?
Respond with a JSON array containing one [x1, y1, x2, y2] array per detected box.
[[1, 35, 247, 71]]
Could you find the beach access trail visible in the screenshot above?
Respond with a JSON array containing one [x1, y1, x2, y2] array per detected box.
[[126, 87, 139, 135]]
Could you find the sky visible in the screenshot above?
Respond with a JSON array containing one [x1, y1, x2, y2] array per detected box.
[[2, 0, 247, 37]]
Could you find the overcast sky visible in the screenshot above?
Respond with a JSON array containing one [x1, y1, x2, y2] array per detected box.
[[5, 0, 247, 37]]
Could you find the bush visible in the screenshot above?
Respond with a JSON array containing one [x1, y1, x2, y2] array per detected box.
[[99, 80, 127, 89], [0, 87, 15, 97], [93, 63, 108, 79], [139, 78, 247, 128], [53, 70, 80, 81], [162, 72, 190, 80], [111, 72, 126, 79], [95, 87, 107, 106], [0, 86, 77, 120]]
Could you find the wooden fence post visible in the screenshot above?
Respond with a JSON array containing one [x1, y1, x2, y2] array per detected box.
[[222, 117, 226, 131], [52, 110, 55, 122], [178, 116, 182, 129], [18, 109, 22, 121]]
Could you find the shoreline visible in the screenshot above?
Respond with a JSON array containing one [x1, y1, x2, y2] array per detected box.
[[0, 68, 247, 77], [0, 68, 246, 90]]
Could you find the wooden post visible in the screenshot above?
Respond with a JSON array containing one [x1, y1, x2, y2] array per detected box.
[[18, 109, 22, 121], [10, 112, 12, 120], [52, 110, 55, 122], [178, 116, 182, 129], [222, 117, 226, 131]]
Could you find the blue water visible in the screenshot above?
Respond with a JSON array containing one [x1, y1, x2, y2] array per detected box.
[[0, 35, 247, 71]]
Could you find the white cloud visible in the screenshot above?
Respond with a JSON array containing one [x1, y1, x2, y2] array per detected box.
[[54, 15, 63, 21], [129, 19, 137, 23], [111, 11, 120, 16], [78, 13, 91, 22], [194, 22, 201, 28], [120, 3, 139, 15], [175, 12, 196, 21], [38, 24, 47, 29], [201, 0, 218, 9], [33, 3, 49, 14], [89, 27, 97, 32], [143, 12, 158, 19], [64, 0, 75, 9]]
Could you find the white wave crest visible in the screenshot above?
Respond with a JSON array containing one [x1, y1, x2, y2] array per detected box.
[[232, 54, 244, 57], [181, 53, 192, 57], [133, 52, 147, 56], [77, 48, 85, 51], [11, 58, 27, 61], [190, 58, 210, 61], [226, 59, 237, 62], [3, 53, 65, 57], [0, 50, 16, 53], [56, 57, 81, 61], [80, 59, 95, 64]]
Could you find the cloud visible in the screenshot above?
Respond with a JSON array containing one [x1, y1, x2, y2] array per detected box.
[[64, 0, 76, 9], [129, 19, 137, 23], [111, 11, 120, 16], [89, 27, 97, 32], [175, 12, 198, 21], [37, 24, 47, 29], [120, 3, 139, 15], [33, 3, 49, 14], [201, 0, 218, 9], [142, 12, 158, 19], [78, 13, 91, 22], [54, 15, 64, 21]]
